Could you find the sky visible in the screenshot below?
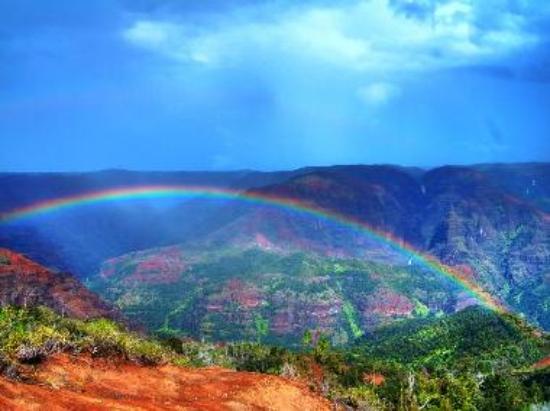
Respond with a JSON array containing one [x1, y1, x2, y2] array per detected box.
[[0, 0, 549, 172]]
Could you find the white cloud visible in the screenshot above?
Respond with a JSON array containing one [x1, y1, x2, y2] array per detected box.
[[123, 21, 173, 49], [357, 82, 401, 106], [121, 0, 539, 73]]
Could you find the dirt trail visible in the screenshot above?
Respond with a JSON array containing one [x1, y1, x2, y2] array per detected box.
[[0, 355, 331, 410]]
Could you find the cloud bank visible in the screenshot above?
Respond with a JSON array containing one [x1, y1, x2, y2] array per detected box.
[[123, 0, 539, 73]]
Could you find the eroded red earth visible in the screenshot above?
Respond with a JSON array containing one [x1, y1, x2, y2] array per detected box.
[[0, 354, 331, 411], [0, 249, 117, 320]]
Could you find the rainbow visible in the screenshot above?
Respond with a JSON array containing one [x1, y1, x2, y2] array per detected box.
[[0, 185, 506, 313]]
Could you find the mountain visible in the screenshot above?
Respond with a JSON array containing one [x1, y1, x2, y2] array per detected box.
[[200, 165, 425, 260], [88, 163, 549, 335], [1, 163, 548, 333], [0, 248, 117, 320], [419, 165, 549, 328], [471, 163, 550, 212]]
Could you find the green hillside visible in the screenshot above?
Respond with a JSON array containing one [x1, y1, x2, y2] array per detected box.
[[89, 245, 471, 347]]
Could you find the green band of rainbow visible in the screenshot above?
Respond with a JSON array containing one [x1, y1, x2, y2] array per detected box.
[[0, 185, 506, 313]]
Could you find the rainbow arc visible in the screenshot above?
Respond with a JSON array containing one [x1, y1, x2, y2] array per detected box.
[[0, 185, 506, 313]]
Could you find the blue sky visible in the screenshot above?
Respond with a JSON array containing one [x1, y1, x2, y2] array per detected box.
[[0, 0, 549, 171]]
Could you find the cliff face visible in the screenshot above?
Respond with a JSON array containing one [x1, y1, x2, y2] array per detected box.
[[0, 249, 117, 320], [419, 167, 550, 327]]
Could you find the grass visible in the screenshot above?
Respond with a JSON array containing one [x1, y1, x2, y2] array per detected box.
[[342, 301, 364, 339], [0, 306, 174, 376]]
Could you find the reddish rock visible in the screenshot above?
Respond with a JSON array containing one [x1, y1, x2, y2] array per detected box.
[[0, 248, 117, 320], [101, 247, 186, 285], [272, 312, 294, 335], [225, 279, 263, 309], [364, 288, 414, 317], [363, 372, 385, 386]]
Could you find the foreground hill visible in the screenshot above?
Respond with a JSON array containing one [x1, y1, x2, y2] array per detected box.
[[0, 248, 117, 320], [0, 305, 330, 411], [0, 304, 547, 410]]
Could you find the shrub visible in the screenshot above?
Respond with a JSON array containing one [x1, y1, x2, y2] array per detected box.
[[0, 306, 172, 375]]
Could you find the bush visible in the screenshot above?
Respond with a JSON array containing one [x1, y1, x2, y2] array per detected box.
[[0, 306, 172, 375], [331, 386, 386, 410]]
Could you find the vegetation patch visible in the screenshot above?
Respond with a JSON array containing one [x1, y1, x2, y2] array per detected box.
[[342, 301, 364, 339], [0, 306, 172, 376]]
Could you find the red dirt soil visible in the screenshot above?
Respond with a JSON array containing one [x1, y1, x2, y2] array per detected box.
[[533, 356, 550, 369], [0, 354, 331, 411]]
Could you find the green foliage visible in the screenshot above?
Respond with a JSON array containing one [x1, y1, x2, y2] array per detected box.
[[356, 306, 544, 372], [413, 299, 430, 317], [314, 333, 331, 361], [479, 374, 527, 410], [0, 306, 173, 373], [75, 318, 167, 364], [0, 304, 548, 409], [227, 342, 288, 374], [342, 301, 364, 339], [302, 330, 312, 348], [89, 246, 460, 347], [254, 314, 269, 343], [219, 307, 549, 410], [332, 385, 386, 409]]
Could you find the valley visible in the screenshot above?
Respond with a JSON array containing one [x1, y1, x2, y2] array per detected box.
[[0, 163, 549, 409]]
